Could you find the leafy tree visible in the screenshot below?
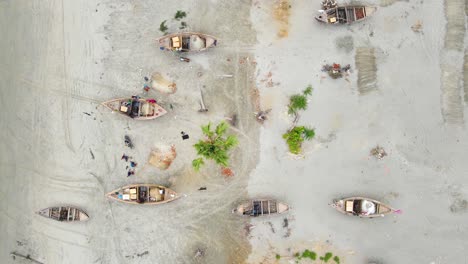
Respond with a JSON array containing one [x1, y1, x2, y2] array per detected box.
[[192, 121, 238, 171]]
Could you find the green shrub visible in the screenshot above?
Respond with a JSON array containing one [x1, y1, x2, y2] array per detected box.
[[275, 254, 281, 260], [159, 20, 168, 33], [175, 10, 187, 20], [283, 126, 315, 154], [333, 256, 340, 264], [320, 252, 333, 262], [301, 249, 316, 260]]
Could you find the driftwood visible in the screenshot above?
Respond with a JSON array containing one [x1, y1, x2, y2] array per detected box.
[[198, 84, 208, 112], [10, 252, 43, 264]]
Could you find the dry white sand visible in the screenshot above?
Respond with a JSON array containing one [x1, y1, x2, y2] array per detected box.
[[1, 0, 258, 263], [247, 0, 468, 263], [1, 0, 467, 264]]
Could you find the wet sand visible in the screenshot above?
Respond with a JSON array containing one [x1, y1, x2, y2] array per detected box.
[[247, 0, 468, 263]]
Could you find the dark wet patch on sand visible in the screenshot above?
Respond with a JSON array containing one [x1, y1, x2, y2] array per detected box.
[[335, 35, 354, 53]]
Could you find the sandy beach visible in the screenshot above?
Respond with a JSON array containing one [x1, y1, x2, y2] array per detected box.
[[1, 0, 468, 263]]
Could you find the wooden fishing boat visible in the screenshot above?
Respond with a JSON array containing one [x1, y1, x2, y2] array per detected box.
[[315, 5, 377, 25], [157, 32, 218, 52], [37, 206, 89, 222], [107, 184, 179, 205], [331, 197, 399, 218], [102, 97, 167, 120], [232, 199, 289, 217]]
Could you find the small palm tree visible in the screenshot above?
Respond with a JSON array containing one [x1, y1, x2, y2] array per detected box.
[[288, 85, 313, 115], [192, 121, 238, 171]]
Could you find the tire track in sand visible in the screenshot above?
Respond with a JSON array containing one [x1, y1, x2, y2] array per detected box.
[[60, 0, 75, 152]]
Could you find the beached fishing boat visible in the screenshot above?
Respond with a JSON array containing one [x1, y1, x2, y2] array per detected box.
[[107, 184, 179, 205], [331, 197, 399, 218], [315, 5, 377, 25], [232, 199, 289, 217], [37, 206, 89, 222], [102, 96, 167, 120], [157, 32, 218, 52]]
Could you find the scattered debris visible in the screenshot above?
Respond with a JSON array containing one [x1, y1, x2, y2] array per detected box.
[[321, 0, 337, 10], [260, 71, 279, 87], [10, 252, 43, 264], [370, 145, 387, 159], [267, 221, 276, 233], [198, 187, 207, 191], [127, 170, 135, 177], [283, 217, 289, 228], [221, 167, 234, 177], [321, 63, 351, 79], [450, 198, 468, 213], [124, 135, 134, 149], [194, 248, 205, 259], [144, 76, 149, 82], [89, 149, 95, 160], [411, 20, 423, 33], [218, 74, 233, 78], [255, 109, 271, 124], [148, 145, 177, 170], [125, 251, 149, 259], [227, 114, 238, 127], [83, 112, 91, 116], [179, 57, 190, 62], [181, 131, 190, 140], [244, 223, 256, 236]]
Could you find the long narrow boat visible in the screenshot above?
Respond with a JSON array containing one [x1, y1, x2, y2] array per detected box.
[[232, 199, 289, 217], [106, 184, 179, 205], [101, 97, 167, 120], [157, 32, 218, 52], [37, 206, 89, 222], [331, 197, 399, 218], [315, 5, 377, 25]]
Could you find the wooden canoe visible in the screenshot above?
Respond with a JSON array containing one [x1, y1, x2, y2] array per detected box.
[[232, 199, 289, 217], [157, 32, 218, 52], [37, 206, 89, 222], [315, 6, 377, 25], [102, 97, 167, 120], [106, 184, 179, 205], [331, 197, 395, 218]]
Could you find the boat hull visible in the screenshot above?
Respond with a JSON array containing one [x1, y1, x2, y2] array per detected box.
[[233, 199, 289, 217], [157, 32, 218, 52], [315, 6, 377, 25], [37, 206, 89, 222], [107, 184, 179, 205], [331, 197, 393, 218], [102, 97, 167, 121]]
